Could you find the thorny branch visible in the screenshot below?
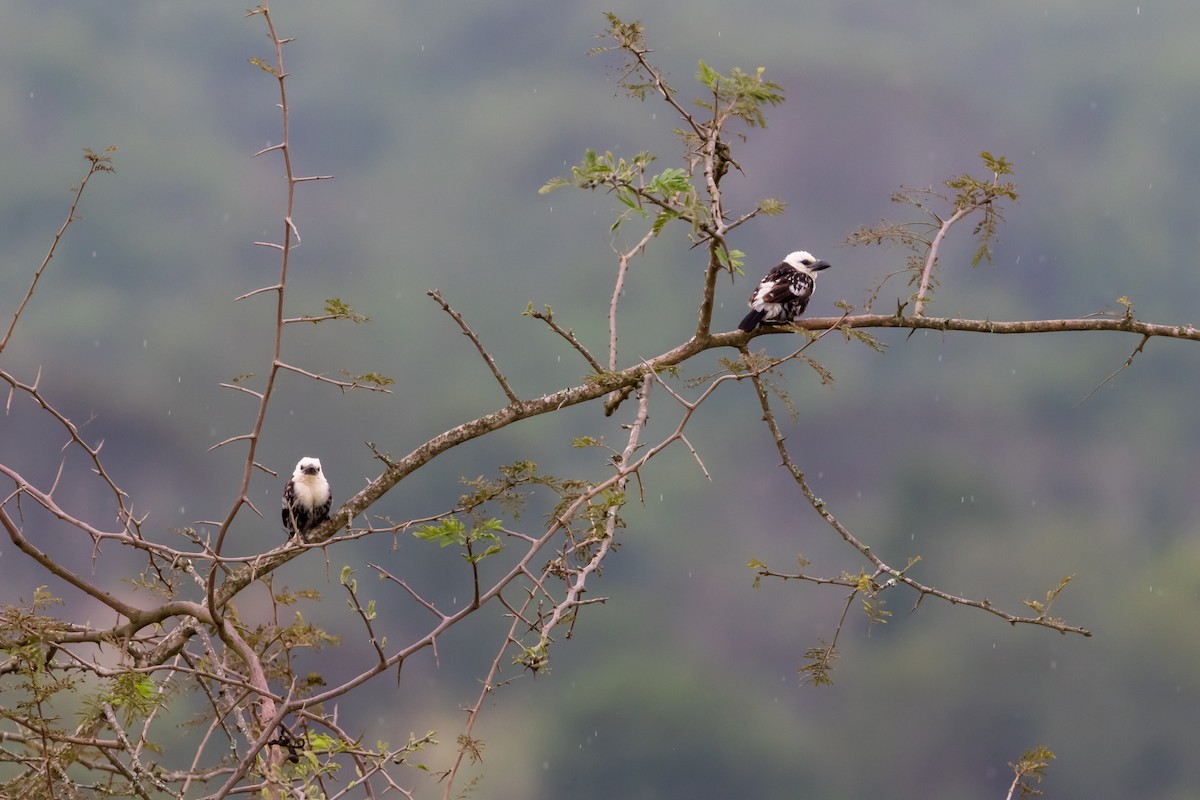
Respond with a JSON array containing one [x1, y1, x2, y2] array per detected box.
[[0, 9, 1194, 800], [746, 367, 1093, 639], [0, 147, 115, 356], [428, 289, 519, 403], [524, 304, 605, 374]]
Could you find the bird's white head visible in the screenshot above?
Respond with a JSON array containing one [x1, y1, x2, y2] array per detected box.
[[294, 457, 323, 479], [783, 250, 832, 275]]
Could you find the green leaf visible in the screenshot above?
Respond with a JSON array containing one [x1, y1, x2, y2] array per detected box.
[[538, 175, 573, 194], [714, 247, 745, 273], [308, 732, 347, 754], [414, 518, 468, 547], [756, 198, 787, 216], [695, 60, 720, 89], [339, 370, 394, 388], [323, 297, 371, 323], [648, 167, 691, 195]]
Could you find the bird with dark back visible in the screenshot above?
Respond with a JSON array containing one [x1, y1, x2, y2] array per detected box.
[[282, 456, 332, 541], [738, 250, 831, 332]]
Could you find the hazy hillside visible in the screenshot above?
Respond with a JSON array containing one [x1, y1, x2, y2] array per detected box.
[[2, 2, 1198, 797]]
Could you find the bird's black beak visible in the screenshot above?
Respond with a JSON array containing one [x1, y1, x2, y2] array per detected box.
[[303, 466, 319, 475], [812, 260, 832, 271]]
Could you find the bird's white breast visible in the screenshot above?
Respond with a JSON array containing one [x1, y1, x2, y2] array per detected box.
[[293, 475, 330, 507]]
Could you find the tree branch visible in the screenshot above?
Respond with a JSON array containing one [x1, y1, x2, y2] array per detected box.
[[428, 289, 519, 403], [0, 148, 114, 355]]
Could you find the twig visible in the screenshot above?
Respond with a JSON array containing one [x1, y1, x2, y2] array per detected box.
[[343, 576, 388, 665], [1075, 333, 1150, 407], [1, 148, 114, 355], [913, 206, 969, 316], [428, 289, 519, 403], [274, 361, 393, 393], [609, 228, 657, 371], [746, 369, 1092, 637], [524, 305, 604, 373]]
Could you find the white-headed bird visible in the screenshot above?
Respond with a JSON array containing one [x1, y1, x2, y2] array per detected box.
[[738, 250, 831, 332], [281, 456, 331, 541]]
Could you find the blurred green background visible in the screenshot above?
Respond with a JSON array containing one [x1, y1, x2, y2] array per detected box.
[[2, 1, 1199, 797]]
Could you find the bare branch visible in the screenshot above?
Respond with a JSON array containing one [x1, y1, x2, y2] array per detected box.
[[746, 367, 1093, 638], [428, 289, 519, 403], [1, 148, 114, 355], [523, 304, 604, 373], [1075, 332, 1150, 407], [609, 227, 657, 370]]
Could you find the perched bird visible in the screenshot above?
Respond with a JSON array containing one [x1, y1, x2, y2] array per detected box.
[[737, 250, 832, 332], [281, 456, 332, 541]]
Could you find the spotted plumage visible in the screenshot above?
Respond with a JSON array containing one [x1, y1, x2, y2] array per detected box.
[[738, 250, 832, 332], [281, 456, 332, 541]]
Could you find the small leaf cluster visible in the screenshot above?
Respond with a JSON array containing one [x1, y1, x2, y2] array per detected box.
[[540, 149, 699, 237], [1010, 745, 1056, 798], [322, 297, 371, 323], [798, 642, 838, 687], [694, 61, 785, 129], [545, 15, 788, 254], [1022, 575, 1074, 626], [848, 152, 1019, 308], [946, 151, 1018, 267], [459, 460, 588, 528], [413, 516, 503, 565]]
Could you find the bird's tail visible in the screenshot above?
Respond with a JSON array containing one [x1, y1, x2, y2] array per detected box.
[[738, 309, 767, 332]]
